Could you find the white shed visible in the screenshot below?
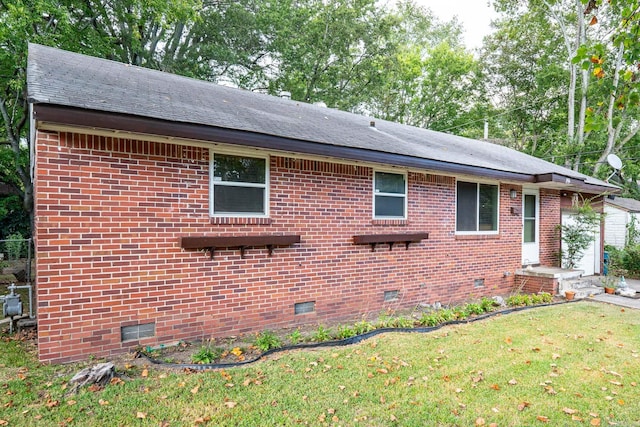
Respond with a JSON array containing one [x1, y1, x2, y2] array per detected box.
[[604, 197, 640, 249]]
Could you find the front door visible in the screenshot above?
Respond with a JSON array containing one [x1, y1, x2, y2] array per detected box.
[[522, 189, 540, 265]]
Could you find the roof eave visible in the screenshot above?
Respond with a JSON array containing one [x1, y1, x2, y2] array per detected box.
[[535, 173, 619, 195], [32, 103, 613, 192]]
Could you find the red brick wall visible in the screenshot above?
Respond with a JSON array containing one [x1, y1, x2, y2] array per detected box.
[[516, 274, 558, 294], [35, 131, 536, 362], [539, 189, 561, 267]]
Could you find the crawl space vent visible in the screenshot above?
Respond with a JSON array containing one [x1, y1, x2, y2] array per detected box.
[[121, 323, 155, 341], [294, 301, 315, 315], [384, 290, 399, 302]]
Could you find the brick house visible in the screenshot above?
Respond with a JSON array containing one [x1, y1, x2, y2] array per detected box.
[[27, 44, 617, 363]]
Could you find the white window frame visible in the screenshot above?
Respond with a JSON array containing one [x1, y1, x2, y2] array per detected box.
[[455, 180, 500, 235], [209, 149, 269, 217], [373, 170, 408, 220]]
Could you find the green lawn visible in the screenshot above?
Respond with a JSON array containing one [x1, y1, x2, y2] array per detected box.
[[2, 301, 640, 426]]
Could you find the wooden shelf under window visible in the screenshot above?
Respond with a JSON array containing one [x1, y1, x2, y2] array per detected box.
[[181, 235, 301, 259], [353, 232, 429, 252]]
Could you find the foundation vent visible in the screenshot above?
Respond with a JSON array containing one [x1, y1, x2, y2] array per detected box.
[[294, 301, 315, 315], [384, 290, 399, 302], [121, 323, 155, 341]]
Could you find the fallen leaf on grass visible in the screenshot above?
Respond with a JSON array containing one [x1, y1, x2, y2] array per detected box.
[[536, 415, 549, 422], [141, 368, 148, 378], [136, 412, 146, 419], [590, 418, 601, 426], [508, 379, 518, 385], [472, 372, 484, 383], [194, 416, 211, 425], [475, 417, 485, 426], [0, 420, 8, 426], [98, 399, 109, 406], [490, 384, 500, 391], [572, 415, 583, 421], [517, 402, 530, 411], [562, 407, 578, 415], [191, 385, 200, 394], [224, 401, 237, 409]]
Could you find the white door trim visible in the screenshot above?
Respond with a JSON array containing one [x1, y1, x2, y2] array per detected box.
[[522, 188, 540, 265]]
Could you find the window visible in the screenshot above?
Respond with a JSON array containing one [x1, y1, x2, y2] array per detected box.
[[523, 194, 536, 243], [456, 181, 498, 233], [211, 153, 267, 216], [374, 171, 406, 218]]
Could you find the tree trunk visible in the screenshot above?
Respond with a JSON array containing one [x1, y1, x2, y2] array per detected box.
[[593, 41, 625, 175]]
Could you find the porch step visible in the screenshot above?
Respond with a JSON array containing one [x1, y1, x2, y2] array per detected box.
[[566, 286, 604, 299], [561, 276, 605, 299]]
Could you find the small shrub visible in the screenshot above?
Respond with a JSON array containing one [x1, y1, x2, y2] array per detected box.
[[464, 303, 484, 316], [287, 329, 303, 344], [5, 232, 23, 260], [418, 313, 440, 327], [453, 306, 468, 320], [506, 293, 551, 307], [254, 330, 282, 352], [311, 326, 331, 342], [393, 317, 415, 328], [480, 297, 497, 312], [375, 314, 395, 329], [191, 345, 223, 364], [439, 309, 456, 322], [353, 320, 374, 335], [506, 295, 527, 307], [622, 244, 640, 276], [337, 325, 356, 339]]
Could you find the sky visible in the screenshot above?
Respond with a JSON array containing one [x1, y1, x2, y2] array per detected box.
[[414, 1, 498, 49]]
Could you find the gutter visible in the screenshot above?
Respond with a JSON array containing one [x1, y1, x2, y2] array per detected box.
[[31, 104, 617, 194]]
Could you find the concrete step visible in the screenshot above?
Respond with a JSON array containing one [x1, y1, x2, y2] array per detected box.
[[572, 286, 604, 299]]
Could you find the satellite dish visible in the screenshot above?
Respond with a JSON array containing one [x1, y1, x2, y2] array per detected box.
[[607, 153, 622, 170]]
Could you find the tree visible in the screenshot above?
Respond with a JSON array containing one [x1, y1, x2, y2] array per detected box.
[[0, 0, 203, 233], [0, 0, 80, 230], [486, 0, 640, 194], [481, 9, 568, 156], [261, 0, 400, 110], [364, 1, 486, 136]]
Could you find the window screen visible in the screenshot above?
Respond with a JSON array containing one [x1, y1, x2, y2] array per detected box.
[[374, 172, 406, 218]]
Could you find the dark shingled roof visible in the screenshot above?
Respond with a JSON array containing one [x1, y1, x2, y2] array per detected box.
[[607, 197, 640, 212], [27, 43, 616, 192]]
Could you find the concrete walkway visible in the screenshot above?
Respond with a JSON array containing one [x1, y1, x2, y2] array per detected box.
[[591, 278, 640, 310]]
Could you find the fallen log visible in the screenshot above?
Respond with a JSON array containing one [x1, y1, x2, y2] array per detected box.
[[68, 362, 115, 393]]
